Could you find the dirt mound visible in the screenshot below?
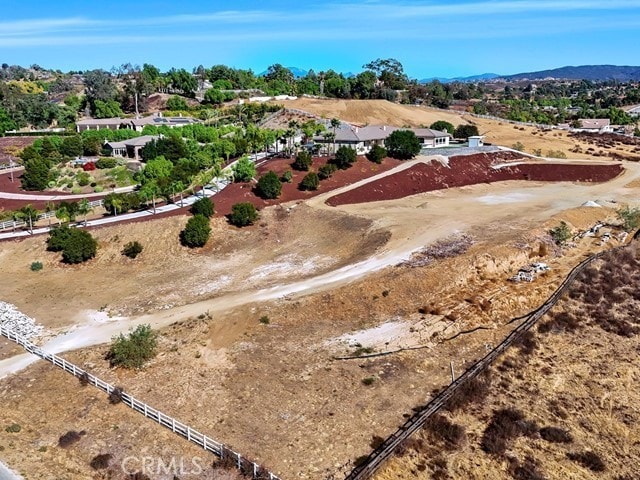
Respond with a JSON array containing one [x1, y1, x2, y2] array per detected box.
[[277, 98, 468, 128], [327, 153, 623, 206]]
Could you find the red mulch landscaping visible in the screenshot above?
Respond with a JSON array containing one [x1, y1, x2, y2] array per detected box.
[[326, 152, 624, 206], [210, 155, 402, 217]]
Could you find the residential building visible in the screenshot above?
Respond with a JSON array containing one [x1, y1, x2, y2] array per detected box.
[[314, 124, 450, 154], [104, 135, 159, 160], [76, 113, 200, 133], [575, 119, 613, 133]]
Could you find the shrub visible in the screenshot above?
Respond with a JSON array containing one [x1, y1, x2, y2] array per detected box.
[[61, 229, 98, 264], [567, 451, 606, 472], [5, 423, 21, 433], [95, 157, 117, 169], [361, 376, 376, 386], [549, 221, 571, 245], [108, 386, 124, 404], [318, 163, 338, 180], [259, 315, 270, 325], [299, 172, 320, 191], [231, 157, 256, 182], [122, 241, 143, 259], [79, 372, 90, 387], [481, 408, 538, 455], [445, 373, 491, 412], [30, 261, 43, 272], [108, 324, 158, 369], [366, 145, 387, 164], [180, 214, 211, 248], [430, 121, 455, 135], [331, 146, 357, 169], [292, 151, 313, 171], [618, 206, 640, 232], [90, 453, 112, 470], [426, 414, 467, 450], [280, 170, 293, 183], [256, 171, 282, 199], [190, 197, 215, 218], [512, 141, 525, 151], [540, 426, 573, 443], [82, 162, 96, 171], [228, 202, 258, 227], [47, 226, 73, 252], [76, 172, 91, 187], [58, 430, 82, 448], [385, 130, 421, 160]]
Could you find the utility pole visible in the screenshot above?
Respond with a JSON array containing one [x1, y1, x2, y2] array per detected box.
[[450, 361, 455, 383], [9, 159, 13, 183]]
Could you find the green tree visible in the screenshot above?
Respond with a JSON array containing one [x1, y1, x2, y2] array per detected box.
[[108, 324, 158, 369], [180, 214, 211, 248], [299, 172, 320, 191], [45, 225, 97, 263], [453, 124, 480, 139], [332, 146, 357, 169], [190, 197, 215, 218], [429, 121, 455, 135], [21, 158, 50, 191], [229, 202, 258, 227], [77, 198, 93, 225], [256, 171, 282, 199], [61, 135, 84, 157], [166, 95, 188, 111], [231, 157, 256, 182], [93, 100, 123, 119], [385, 130, 421, 160], [292, 151, 313, 171], [140, 156, 173, 181], [0, 106, 17, 134], [14, 204, 39, 233], [318, 163, 338, 179]]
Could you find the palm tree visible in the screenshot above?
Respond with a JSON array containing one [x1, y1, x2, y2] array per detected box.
[[55, 206, 69, 226], [77, 199, 93, 226], [15, 204, 39, 234], [330, 118, 341, 154]]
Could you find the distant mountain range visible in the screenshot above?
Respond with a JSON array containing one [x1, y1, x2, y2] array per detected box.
[[420, 73, 500, 83], [500, 65, 640, 81], [264, 65, 640, 83]]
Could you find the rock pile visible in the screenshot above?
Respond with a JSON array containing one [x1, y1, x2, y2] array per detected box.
[[0, 301, 43, 339]]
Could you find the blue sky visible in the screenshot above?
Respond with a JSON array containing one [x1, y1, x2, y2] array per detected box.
[[1, 0, 640, 78]]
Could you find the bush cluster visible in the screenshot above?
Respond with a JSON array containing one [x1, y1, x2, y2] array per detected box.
[[46, 226, 97, 264], [122, 241, 143, 259], [299, 172, 319, 191], [228, 202, 258, 227], [180, 214, 211, 248], [366, 145, 387, 164], [107, 324, 158, 369], [256, 171, 282, 199], [96, 157, 117, 169], [190, 197, 215, 218]]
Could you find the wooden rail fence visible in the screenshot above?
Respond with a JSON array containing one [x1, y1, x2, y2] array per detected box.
[[344, 246, 621, 480], [0, 327, 280, 480]]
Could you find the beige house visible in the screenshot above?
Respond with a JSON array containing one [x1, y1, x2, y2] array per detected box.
[[104, 135, 159, 160]]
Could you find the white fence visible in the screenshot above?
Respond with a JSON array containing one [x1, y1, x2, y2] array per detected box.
[[0, 326, 280, 480], [0, 199, 103, 232]]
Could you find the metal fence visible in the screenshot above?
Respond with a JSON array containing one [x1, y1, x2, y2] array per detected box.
[[344, 245, 624, 480], [0, 326, 280, 480]]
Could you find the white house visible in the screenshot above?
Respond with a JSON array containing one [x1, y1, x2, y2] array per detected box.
[[314, 124, 450, 155], [575, 119, 613, 133]]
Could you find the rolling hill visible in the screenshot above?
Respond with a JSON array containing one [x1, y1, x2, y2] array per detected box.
[[501, 65, 640, 81]]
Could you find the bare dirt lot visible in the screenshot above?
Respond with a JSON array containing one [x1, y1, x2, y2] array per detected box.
[[2, 102, 640, 479], [375, 247, 640, 480]]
